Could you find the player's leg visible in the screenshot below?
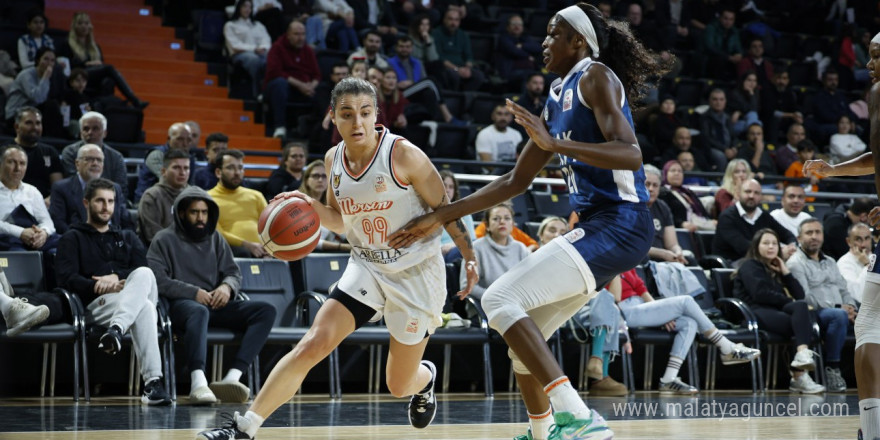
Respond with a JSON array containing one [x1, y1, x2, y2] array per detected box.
[[385, 336, 438, 429], [856, 280, 880, 440]]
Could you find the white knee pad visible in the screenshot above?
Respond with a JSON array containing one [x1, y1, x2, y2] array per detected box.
[[856, 281, 880, 349], [482, 284, 530, 336]]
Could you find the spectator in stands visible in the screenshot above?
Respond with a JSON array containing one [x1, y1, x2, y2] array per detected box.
[[185, 121, 202, 156], [473, 201, 537, 251], [823, 197, 877, 260], [773, 123, 807, 175], [264, 142, 305, 200], [728, 72, 763, 137], [193, 133, 228, 191], [284, 0, 324, 50], [496, 14, 541, 85], [265, 20, 320, 139], [713, 179, 796, 264], [148, 186, 275, 404], [346, 31, 389, 70], [4, 48, 65, 139], [626, 3, 674, 76], [714, 158, 753, 217], [408, 14, 440, 71], [348, 0, 398, 51], [786, 218, 853, 392], [644, 164, 690, 265], [461, 203, 529, 300], [224, 0, 272, 99], [209, 149, 268, 258], [737, 38, 774, 90], [658, 160, 715, 232], [770, 185, 813, 238], [60, 111, 127, 197], [761, 69, 803, 145], [439, 170, 475, 262], [677, 151, 708, 186], [512, 73, 546, 117], [611, 267, 760, 394], [0, 145, 58, 252], [807, 69, 858, 144], [62, 13, 147, 109], [312, 63, 349, 150], [699, 8, 742, 81], [61, 68, 91, 138], [838, 222, 871, 304], [252, 0, 284, 40], [829, 115, 867, 163], [784, 140, 820, 196], [654, 97, 686, 158], [17, 10, 55, 69], [732, 228, 825, 394], [6, 107, 63, 201], [736, 122, 775, 180], [135, 122, 195, 201], [662, 126, 715, 173], [138, 149, 192, 244], [378, 68, 408, 133], [699, 89, 736, 165], [475, 104, 522, 174], [55, 178, 171, 405], [315, 0, 359, 52], [387, 37, 459, 125], [655, 0, 693, 54], [50, 144, 132, 234], [296, 159, 327, 204], [392, 1, 439, 28], [432, 8, 485, 91], [537, 215, 567, 247]]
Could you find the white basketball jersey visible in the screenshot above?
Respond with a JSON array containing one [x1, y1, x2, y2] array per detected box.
[[330, 127, 440, 272]]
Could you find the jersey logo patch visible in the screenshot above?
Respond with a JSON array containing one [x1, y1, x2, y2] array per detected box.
[[374, 175, 387, 193], [869, 253, 876, 272], [332, 173, 341, 189], [406, 317, 420, 333], [564, 228, 585, 243], [563, 89, 573, 112]]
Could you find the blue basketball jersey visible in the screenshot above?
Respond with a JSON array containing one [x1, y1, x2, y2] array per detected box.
[[543, 58, 650, 215]]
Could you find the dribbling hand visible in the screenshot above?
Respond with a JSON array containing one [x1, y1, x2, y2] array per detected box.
[[457, 260, 479, 300], [802, 159, 834, 178], [386, 212, 444, 249], [270, 190, 314, 205]]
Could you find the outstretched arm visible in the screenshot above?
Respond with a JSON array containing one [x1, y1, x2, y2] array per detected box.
[[803, 153, 874, 178]]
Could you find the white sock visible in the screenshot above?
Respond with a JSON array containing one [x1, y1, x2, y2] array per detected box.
[[861, 398, 880, 440], [191, 369, 208, 391], [0, 294, 11, 315], [224, 368, 243, 383], [661, 356, 684, 383], [707, 329, 735, 355], [237, 410, 265, 438], [528, 408, 553, 440], [544, 376, 589, 419]]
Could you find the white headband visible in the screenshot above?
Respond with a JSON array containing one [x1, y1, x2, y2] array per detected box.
[[873, 32, 880, 44], [557, 5, 600, 58]]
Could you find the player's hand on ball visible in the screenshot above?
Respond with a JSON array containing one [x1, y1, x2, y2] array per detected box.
[[387, 212, 444, 249], [802, 159, 833, 178], [457, 260, 479, 299], [270, 190, 314, 205]]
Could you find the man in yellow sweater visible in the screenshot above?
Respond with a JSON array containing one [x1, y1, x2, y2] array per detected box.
[[208, 149, 268, 258]]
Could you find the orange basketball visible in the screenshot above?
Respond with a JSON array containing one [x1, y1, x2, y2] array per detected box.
[[258, 198, 321, 261]]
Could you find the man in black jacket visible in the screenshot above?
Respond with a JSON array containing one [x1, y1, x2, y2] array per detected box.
[[147, 186, 275, 404], [713, 179, 797, 264], [55, 178, 171, 406], [823, 198, 877, 260]]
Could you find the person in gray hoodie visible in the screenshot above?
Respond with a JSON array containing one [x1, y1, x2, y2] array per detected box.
[[138, 148, 191, 244], [460, 203, 530, 300], [147, 186, 276, 404]]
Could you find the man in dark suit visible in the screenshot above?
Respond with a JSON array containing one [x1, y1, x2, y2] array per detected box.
[[49, 143, 133, 234]]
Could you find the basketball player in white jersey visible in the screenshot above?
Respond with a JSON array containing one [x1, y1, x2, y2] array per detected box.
[[196, 77, 479, 440], [803, 32, 880, 440]]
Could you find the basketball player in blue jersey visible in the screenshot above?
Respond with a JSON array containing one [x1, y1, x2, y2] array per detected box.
[[196, 77, 479, 440], [803, 32, 880, 440], [389, 3, 682, 440]]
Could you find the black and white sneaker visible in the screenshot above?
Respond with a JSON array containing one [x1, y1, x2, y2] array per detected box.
[[197, 412, 253, 440], [142, 378, 172, 406], [408, 360, 437, 429], [98, 325, 123, 355]]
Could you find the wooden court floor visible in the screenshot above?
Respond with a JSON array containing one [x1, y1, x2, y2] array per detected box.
[[0, 391, 861, 440]]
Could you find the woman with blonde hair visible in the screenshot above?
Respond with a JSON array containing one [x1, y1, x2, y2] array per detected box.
[[714, 158, 752, 217], [62, 12, 147, 108], [297, 160, 328, 204]]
